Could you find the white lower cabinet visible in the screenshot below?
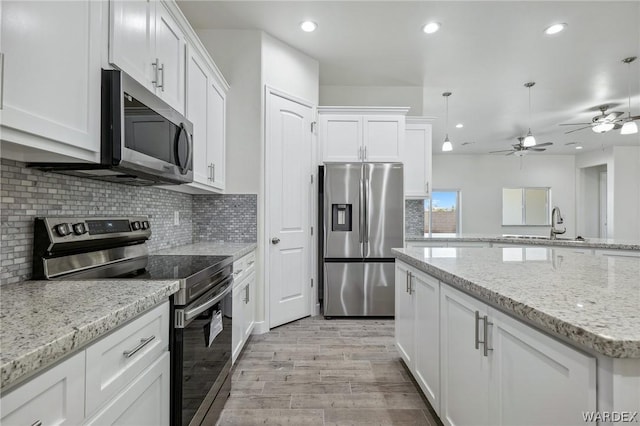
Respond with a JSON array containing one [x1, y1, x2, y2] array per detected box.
[[0, 351, 86, 426], [394, 261, 415, 369], [413, 271, 440, 412], [84, 352, 170, 426], [488, 308, 596, 426], [0, 302, 170, 426], [232, 251, 257, 363], [440, 284, 490, 425], [396, 260, 597, 426]]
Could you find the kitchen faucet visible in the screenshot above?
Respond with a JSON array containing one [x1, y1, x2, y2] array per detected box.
[[550, 206, 566, 239]]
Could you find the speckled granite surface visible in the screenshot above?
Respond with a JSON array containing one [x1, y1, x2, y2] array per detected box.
[[405, 234, 640, 251], [393, 247, 640, 358], [153, 241, 257, 260], [0, 279, 179, 391]]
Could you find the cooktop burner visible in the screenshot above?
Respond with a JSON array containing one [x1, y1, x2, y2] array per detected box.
[[128, 255, 233, 280]]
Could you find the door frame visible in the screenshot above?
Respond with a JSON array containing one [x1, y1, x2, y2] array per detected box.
[[263, 85, 318, 331]]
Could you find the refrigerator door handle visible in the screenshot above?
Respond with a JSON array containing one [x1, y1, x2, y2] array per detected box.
[[359, 177, 365, 244], [364, 178, 370, 244]]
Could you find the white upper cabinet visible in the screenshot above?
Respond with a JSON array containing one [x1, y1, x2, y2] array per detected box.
[[319, 107, 408, 163], [404, 118, 433, 198], [0, 0, 103, 162], [182, 43, 228, 193], [110, 0, 185, 114]]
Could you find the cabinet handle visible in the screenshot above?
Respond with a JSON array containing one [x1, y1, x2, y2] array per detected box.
[[358, 146, 362, 160], [475, 311, 481, 350], [483, 315, 493, 357], [248, 260, 255, 266], [364, 146, 367, 160], [425, 182, 429, 195], [405, 270, 409, 293], [233, 268, 244, 277], [244, 285, 249, 303], [159, 63, 165, 91], [408, 272, 414, 295], [212, 163, 215, 182], [31, 421, 42, 426], [152, 58, 160, 87], [123, 335, 156, 358]]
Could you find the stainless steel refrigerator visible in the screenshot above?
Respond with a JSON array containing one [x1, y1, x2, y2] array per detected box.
[[321, 163, 403, 317]]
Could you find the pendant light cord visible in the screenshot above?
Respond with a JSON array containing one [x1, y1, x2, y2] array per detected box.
[[445, 95, 449, 138], [628, 61, 632, 119], [528, 85, 532, 130]]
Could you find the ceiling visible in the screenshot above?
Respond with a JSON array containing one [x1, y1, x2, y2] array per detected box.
[[177, 1, 640, 155]]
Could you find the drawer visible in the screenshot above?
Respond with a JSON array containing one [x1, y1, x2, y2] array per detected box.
[[1, 351, 85, 426], [85, 302, 169, 417], [233, 250, 256, 287], [84, 352, 170, 426]]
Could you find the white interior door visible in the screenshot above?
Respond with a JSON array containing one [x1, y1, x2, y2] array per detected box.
[[267, 90, 313, 328]]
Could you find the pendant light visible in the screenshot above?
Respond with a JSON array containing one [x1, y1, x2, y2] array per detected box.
[[442, 92, 453, 152], [621, 56, 638, 135], [523, 82, 536, 147]]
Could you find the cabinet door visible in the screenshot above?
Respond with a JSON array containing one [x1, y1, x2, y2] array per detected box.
[[207, 78, 226, 190], [404, 122, 432, 197], [1, 0, 102, 160], [0, 351, 85, 426], [363, 115, 404, 162], [186, 46, 211, 186], [232, 282, 245, 364], [488, 308, 596, 426], [440, 285, 490, 426], [243, 271, 257, 340], [110, 0, 155, 90], [155, 2, 185, 114], [413, 270, 440, 414], [320, 114, 363, 162], [84, 352, 170, 426], [394, 262, 415, 369]]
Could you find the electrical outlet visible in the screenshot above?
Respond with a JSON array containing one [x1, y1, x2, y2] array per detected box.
[[174, 211, 180, 226]]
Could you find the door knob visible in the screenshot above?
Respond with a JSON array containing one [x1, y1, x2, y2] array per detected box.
[[271, 237, 280, 244]]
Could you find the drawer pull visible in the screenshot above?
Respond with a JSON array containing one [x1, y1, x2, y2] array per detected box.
[[233, 269, 244, 276], [248, 260, 255, 266], [32, 421, 42, 426], [123, 335, 155, 358]]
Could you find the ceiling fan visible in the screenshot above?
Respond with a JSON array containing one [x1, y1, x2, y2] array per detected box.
[[559, 105, 634, 134], [489, 137, 553, 156]]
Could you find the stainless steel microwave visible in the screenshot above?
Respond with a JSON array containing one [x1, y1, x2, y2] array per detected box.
[[29, 69, 193, 186]]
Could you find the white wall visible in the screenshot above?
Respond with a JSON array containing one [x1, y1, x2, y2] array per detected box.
[[611, 146, 640, 240], [197, 30, 263, 194], [320, 85, 422, 115], [432, 154, 577, 236], [574, 146, 640, 241], [198, 29, 320, 331]]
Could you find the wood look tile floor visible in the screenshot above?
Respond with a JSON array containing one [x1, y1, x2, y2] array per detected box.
[[216, 316, 441, 426]]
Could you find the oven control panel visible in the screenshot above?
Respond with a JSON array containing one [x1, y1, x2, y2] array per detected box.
[[36, 216, 151, 245]]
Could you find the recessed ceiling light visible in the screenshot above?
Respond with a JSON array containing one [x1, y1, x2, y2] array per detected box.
[[575, 146, 583, 150], [422, 22, 441, 34], [544, 23, 567, 35], [455, 123, 463, 128], [300, 21, 317, 32]]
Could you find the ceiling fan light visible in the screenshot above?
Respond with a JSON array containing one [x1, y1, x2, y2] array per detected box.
[[621, 120, 638, 135], [523, 131, 536, 147], [592, 122, 614, 133], [442, 136, 453, 152]]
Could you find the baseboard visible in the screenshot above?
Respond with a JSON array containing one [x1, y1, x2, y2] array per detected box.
[[252, 320, 270, 335]]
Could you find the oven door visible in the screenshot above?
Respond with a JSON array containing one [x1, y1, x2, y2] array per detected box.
[[172, 278, 233, 426]]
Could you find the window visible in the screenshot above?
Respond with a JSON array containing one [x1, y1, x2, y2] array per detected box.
[[424, 190, 461, 236], [502, 187, 550, 226]]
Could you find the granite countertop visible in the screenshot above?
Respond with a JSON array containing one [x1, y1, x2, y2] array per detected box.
[[0, 279, 179, 391], [153, 241, 257, 260], [393, 247, 640, 358], [405, 234, 640, 251]]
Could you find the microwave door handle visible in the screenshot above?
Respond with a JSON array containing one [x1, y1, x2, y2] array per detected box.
[[184, 125, 193, 174], [175, 123, 192, 175]]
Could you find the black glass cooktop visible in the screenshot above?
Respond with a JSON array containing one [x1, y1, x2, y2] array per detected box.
[[128, 255, 232, 280]]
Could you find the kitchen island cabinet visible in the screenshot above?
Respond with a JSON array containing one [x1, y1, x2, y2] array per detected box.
[[393, 247, 639, 423]]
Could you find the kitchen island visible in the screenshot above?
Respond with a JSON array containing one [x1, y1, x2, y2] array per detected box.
[[393, 246, 640, 425]]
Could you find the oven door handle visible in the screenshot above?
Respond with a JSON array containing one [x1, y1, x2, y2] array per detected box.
[[183, 278, 233, 322]]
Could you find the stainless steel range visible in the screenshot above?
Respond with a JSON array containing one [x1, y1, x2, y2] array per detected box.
[[32, 216, 234, 426]]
